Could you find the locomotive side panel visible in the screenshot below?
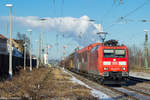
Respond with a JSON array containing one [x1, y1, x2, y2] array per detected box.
[[88, 46, 100, 76]]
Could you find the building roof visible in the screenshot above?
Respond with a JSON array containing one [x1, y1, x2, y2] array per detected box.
[[0, 34, 7, 39], [13, 39, 24, 43]]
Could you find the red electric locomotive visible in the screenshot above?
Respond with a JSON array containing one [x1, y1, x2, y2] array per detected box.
[[65, 40, 129, 84]]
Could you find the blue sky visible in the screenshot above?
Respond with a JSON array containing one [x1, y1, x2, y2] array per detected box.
[[0, 0, 150, 59]]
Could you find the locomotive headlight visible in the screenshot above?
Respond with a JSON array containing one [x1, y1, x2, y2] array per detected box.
[[121, 67, 126, 70], [119, 61, 126, 65], [104, 67, 108, 70], [103, 61, 111, 65]]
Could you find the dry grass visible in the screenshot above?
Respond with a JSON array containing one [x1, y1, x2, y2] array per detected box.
[[37, 68, 98, 100], [0, 67, 50, 98], [0, 67, 98, 100], [130, 66, 150, 73]]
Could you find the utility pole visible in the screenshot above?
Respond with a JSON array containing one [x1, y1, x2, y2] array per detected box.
[[6, 23, 9, 53], [36, 40, 39, 69], [24, 43, 26, 70], [39, 18, 47, 66], [6, 23, 8, 38], [24, 31, 27, 70], [28, 29, 32, 71], [5, 4, 13, 79], [56, 34, 59, 58], [45, 45, 51, 64], [62, 45, 67, 59], [39, 32, 41, 66], [62, 45, 66, 68], [144, 29, 149, 71]]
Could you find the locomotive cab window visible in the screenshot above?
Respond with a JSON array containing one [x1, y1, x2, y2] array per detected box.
[[103, 49, 114, 58], [115, 50, 125, 58], [103, 49, 126, 58]]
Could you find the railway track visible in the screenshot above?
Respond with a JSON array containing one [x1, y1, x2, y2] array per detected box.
[[122, 86, 150, 97], [119, 76, 150, 98], [113, 87, 150, 100], [65, 68, 150, 100], [128, 76, 150, 84]]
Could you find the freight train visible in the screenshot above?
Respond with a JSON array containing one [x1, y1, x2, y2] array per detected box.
[[61, 40, 129, 84]]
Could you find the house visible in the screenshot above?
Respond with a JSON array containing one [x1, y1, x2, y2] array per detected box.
[[7, 39, 24, 57], [0, 34, 8, 54], [12, 39, 24, 54]]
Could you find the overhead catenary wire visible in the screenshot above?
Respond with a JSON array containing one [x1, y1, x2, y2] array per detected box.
[[51, 0, 65, 17], [105, 0, 150, 30], [121, 0, 150, 19], [53, 0, 56, 16], [101, 0, 124, 21], [101, 1, 115, 25], [100, 0, 123, 31], [60, 0, 64, 17]]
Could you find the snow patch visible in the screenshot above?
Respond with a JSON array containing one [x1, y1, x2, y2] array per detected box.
[[130, 72, 150, 80], [71, 76, 113, 100], [61, 68, 113, 99], [61, 68, 71, 75]]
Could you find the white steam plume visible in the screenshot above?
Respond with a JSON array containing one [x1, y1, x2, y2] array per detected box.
[[0, 15, 103, 46]]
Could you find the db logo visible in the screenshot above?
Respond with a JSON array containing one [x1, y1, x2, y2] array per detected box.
[[113, 59, 116, 61], [112, 62, 118, 65]]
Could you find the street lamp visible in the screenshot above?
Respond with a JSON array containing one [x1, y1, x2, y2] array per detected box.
[[5, 3, 13, 79], [28, 29, 32, 71], [39, 18, 47, 66]]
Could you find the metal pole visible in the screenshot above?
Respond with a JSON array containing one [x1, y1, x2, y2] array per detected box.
[[24, 45, 26, 70], [9, 5, 13, 79], [6, 23, 9, 54], [56, 34, 59, 59], [39, 18, 47, 66], [144, 30, 149, 71], [41, 22, 44, 64], [39, 32, 41, 66], [29, 30, 32, 71], [24, 32, 27, 70], [6, 23, 8, 38], [24, 42, 26, 70], [37, 40, 39, 69]]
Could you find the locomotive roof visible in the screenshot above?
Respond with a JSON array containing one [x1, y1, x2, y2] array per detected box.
[[77, 43, 101, 53], [77, 42, 127, 53]]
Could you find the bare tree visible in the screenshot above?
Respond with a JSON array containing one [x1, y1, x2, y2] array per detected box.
[[16, 32, 30, 57], [128, 45, 146, 70]]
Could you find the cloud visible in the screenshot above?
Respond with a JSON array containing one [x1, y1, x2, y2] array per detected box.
[[0, 15, 103, 46]]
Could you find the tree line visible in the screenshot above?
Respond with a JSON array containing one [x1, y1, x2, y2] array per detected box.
[[128, 44, 150, 71]]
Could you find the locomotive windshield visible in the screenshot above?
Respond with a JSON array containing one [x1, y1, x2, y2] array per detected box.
[[103, 49, 126, 58], [103, 49, 114, 58], [115, 50, 125, 58]]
